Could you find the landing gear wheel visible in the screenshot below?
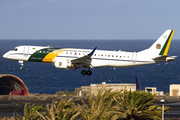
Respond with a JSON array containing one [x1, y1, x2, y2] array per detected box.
[[87, 70, 92, 76], [81, 70, 87, 75], [20, 67, 23, 70]]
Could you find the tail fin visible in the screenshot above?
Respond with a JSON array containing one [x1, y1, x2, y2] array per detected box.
[[139, 30, 174, 57], [149, 30, 174, 56], [135, 76, 141, 91]]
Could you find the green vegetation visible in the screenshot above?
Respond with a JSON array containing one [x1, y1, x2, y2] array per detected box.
[[55, 89, 75, 96], [15, 103, 45, 120], [35, 99, 80, 120], [77, 87, 120, 120], [112, 89, 161, 120], [16, 88, 165, 120]]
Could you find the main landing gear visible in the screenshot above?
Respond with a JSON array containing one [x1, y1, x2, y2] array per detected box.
[[19, 61, 24, 70], [81, 69, 92, 76]]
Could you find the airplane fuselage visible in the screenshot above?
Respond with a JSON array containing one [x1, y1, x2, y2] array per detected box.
[[3, 30, 176, 75], [3, 45, 157, 69]]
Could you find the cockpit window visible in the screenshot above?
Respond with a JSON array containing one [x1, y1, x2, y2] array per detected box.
[[13, 48, 18, 51]]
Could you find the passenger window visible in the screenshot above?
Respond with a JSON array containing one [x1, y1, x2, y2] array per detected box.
[[108, 55, 110, 57], [94, 54, 96, 56], [101, 54, 103, 57], [112, 55, 114, 57]]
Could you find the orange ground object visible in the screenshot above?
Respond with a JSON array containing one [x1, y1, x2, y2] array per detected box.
[[0, 74, 28, 95]]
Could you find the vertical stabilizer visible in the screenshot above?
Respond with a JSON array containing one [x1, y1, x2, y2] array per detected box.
[[149, 30, 174, 56], [136, 76, 141, 91], [138, 30, 174, 57]]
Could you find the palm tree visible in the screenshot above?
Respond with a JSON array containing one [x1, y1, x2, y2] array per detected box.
[[78, 86, 120, 120], [112, 89, 161, 120], [36, 99, 80, 120], [16, 87, 165, 120], [15, 103, 45, 120], [56, 99, 80, 120]]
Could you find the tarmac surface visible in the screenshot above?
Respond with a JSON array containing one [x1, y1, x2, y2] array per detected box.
[[155, 103, 180, 119], [162, 101, 180, 119]]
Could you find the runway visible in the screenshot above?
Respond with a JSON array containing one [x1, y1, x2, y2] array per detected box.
[[157, 101, 180, 119]]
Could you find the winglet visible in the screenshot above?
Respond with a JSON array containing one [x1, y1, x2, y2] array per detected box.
[[88, 47, 97, 56]]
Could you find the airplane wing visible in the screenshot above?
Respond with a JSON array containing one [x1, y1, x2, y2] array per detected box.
[[71, 47, 97, 68]]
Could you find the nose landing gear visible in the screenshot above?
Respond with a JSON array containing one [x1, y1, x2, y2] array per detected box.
[[19, 61, 24, 70]]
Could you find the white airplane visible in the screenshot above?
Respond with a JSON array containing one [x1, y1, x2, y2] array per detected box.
[[3, 30, 175, 76]]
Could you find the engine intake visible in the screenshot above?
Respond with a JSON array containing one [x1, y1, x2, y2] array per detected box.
[[54, 60, 75, 70]]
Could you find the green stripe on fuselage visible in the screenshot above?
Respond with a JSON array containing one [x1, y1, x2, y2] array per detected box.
[[28, 47, 60, 62]]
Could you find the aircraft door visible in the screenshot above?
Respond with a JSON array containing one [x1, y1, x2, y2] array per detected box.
[[23, 46, 29, 57], [132, 52, 137, 63]]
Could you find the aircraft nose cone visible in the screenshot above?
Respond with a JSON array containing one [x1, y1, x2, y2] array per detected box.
[[3, 53, 7, 58]]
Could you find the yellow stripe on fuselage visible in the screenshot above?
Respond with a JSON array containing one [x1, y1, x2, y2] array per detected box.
[[42, 50, 63, 63], [163, 30, 174, 55]]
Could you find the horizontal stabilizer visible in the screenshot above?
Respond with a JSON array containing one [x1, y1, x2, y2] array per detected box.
[[166, 56, 176, 61], [152, 55, 176, 62]]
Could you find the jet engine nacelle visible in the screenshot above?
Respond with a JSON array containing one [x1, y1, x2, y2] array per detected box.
[[54, 60, 75, 70]]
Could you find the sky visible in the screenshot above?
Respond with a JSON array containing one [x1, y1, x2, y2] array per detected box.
[[0, 0, 180, 40]]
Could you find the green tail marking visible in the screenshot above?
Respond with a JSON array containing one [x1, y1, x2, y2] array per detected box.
[[159, 30, 174, 55]]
